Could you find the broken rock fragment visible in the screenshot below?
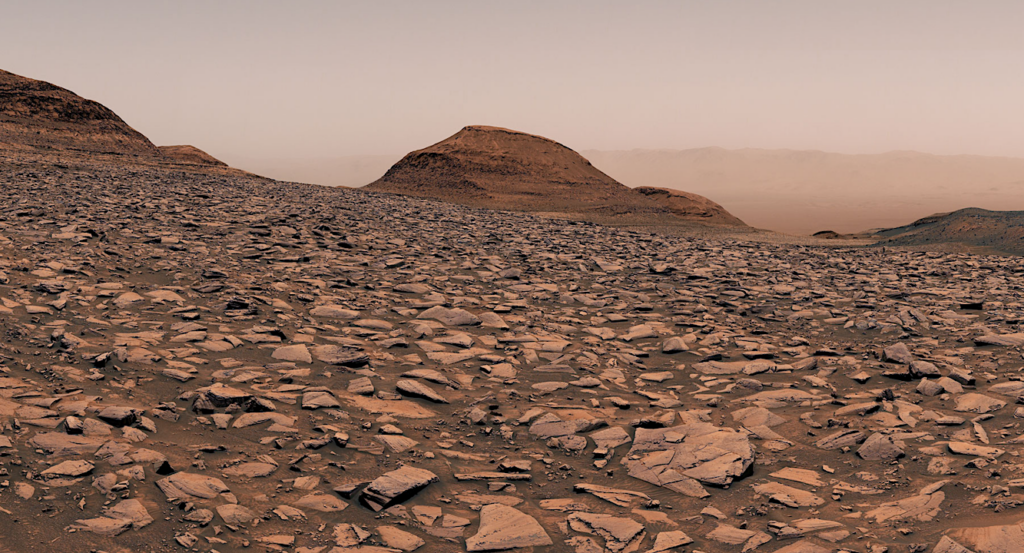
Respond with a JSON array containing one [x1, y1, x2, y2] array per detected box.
[[157, 472, 230, 500], [465, 504, 552, 551], [361, 466, 439, 511], [418, 306, 481, 326], [569, 512, 646, 553]]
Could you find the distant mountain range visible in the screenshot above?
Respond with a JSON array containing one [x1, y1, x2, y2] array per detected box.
[[583, 148, 1024, 234]]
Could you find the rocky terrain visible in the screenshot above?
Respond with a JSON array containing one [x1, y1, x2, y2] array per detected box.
[[633, 188, 745, 227], [4, 67, 1024, 553], [365, 126, 742, 227], [0, 149, 1023, 553], [874, 209, 1024, 256]]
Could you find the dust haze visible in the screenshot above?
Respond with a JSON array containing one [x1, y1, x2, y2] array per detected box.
[[240, 148, 1024, 235], [584, 149, 1024, 234]]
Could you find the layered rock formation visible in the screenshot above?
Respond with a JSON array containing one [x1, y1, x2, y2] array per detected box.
[[157, 145, 227, 166], [0, 69, 159, 156], [634, 186, 745, 226], [366, 125, 745, 225], [0, 69, 229, 172], [877, 208, 1024, 255]]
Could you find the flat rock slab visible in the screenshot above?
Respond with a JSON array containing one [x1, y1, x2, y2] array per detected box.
[[465, 504, 553, 551], [102, 499, 153, 529], [302, 390, 341, 409], [857, 433, 905, 461], [216, 504, 257, 525], [375, 435, 420, 453], [707, 523, 755, 545], [223, 461, 278, 478], [568, 512, 646, 552], [975, 333, 1024, 347], [310, 305, 360, 319], [232, 412, 297, 428], [773, 540, 833, 553], [732, 406, 787, 428], [948, 441, 1004, 459], [361, 466, 439, 512], [752, 482, 825, 508], [70, 516, 134, 536], [589, 426, 632, 449], [932, 536, 977, 553], [650, 530, 693, 551], [574, 483, 651, 507], [455, 494, 524, 508], [815, 429, 867, 450], [418, 306, 481, 326], [204, 384, 251, 406], [291, 493, 349, 512], [955, 393, 1006, 414], [624, 423, 754, 493], [948, 519, 1024, 553], [867, 481, 947, 523], [396, 379, 448, 403], [770, 467, 826, 487], [882, 343, 915, 364], [157, 472, 230, 500], [41, 459, 94, 478], [313, 345, 370, 367], [378, 525, 426, 551], [272, 344, 312, 363]]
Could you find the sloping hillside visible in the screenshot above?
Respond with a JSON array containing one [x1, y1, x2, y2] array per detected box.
[[366, 126, 745, 226], [0, 69, 159, 156], [877, 208, 1024, 255]]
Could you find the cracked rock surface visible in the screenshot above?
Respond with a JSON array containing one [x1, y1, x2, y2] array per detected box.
[[2, 153, 1024, 552]]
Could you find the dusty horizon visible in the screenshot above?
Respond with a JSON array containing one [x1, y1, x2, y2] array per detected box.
[[7, 1, 1024, 163], [234, 142, 1024, 235], [6, 1, 1024, 235]]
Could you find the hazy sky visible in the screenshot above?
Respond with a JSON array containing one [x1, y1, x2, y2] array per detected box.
[[5, 1, 1024, 164]]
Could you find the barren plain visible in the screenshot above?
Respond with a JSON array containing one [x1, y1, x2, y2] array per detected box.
[[2, 68, 1024, 553], [0, 150, 1023, 553]]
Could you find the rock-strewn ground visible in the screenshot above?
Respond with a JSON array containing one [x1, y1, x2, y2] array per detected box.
[[1, 153, 1023, 553]]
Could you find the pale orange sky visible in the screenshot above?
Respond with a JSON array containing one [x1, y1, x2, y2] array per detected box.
[[5, 1, 1024, 168]]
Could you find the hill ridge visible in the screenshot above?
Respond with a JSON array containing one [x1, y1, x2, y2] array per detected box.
[[0, 68, 159, 156], [877, 207, 1024, 255], [1, 68, 235, 172], [366, 125, 745, 226]]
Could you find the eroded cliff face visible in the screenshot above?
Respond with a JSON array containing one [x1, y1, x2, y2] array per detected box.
[[0, 69, 160, 156]]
